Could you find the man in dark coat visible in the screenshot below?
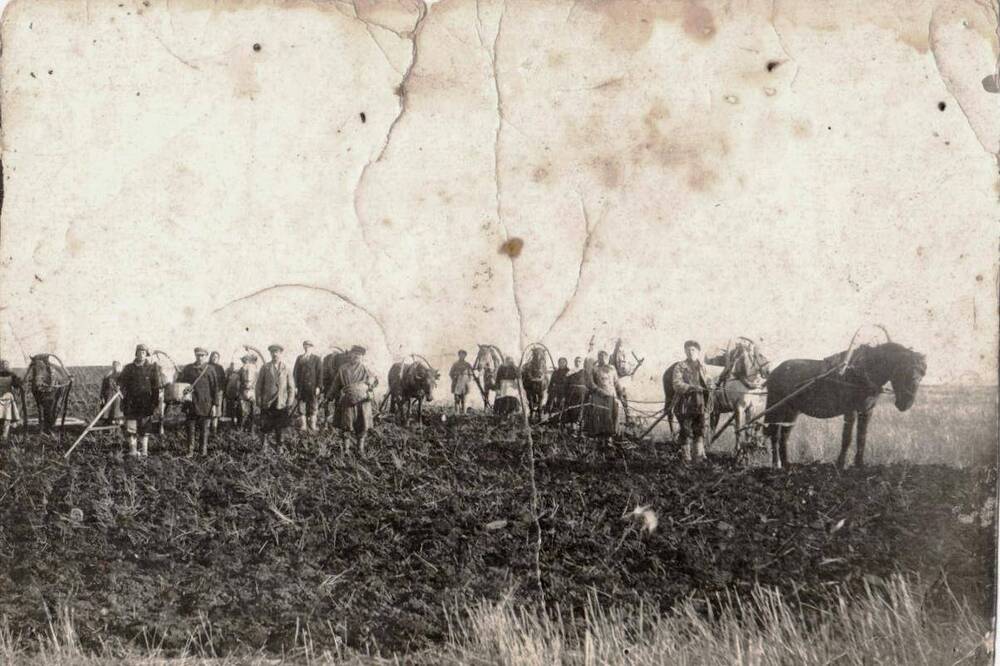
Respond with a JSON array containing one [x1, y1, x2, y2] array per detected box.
[[177, 347, 220, 456], [256, 344, 295, 449], [208, 351, 227, 434], [294, 340, 323, 431], [118, 344, 160, 457], [671, 340, 713, 464]]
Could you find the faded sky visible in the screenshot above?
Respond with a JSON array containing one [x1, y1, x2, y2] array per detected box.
[[0, 0, 997, 398]]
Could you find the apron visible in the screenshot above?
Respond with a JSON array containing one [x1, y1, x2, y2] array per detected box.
[[498, 379, 519, 398]]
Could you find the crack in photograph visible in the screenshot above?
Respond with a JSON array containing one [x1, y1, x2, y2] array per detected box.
[[0, 0, 997, 663]]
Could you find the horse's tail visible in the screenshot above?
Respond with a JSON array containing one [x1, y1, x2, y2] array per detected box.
[[662, 362, 676, 413]]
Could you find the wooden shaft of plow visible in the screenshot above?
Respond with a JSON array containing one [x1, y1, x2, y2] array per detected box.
[[737, 366, 839, 432], [472, 374, 489, 408], [710, 412, 736, 444], [637, 408, 668, 441], [65, 390, 121, 459]]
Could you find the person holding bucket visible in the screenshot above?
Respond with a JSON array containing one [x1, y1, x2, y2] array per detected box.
[[177, 347, 220, 457]]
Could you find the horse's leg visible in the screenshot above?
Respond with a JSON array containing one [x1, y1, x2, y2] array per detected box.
[[837, 411, 856, 470], [778, 424, 792, 468], [766, 424, 780, 467], [732, 403, 744, 455], [854, 408, 873, 467]]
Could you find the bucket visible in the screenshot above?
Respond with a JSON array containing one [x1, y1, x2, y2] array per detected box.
[[164, 382, 192, 403]]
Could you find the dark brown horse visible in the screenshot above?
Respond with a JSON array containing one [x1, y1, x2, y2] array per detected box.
[[387, 360, 439, 424], [521, 347, 549, 421], [765, 342, 926, 469]]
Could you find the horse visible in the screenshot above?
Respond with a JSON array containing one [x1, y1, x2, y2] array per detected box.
[[764, 342, 926, 469], [473, 345, 503, 409], [322, 349, 350, 421], [521, 347, 549, 421], [387, 359, 440, 423], [661, 339, 770, 452]]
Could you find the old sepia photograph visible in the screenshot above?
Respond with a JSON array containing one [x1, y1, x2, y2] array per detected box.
[[0, 0, 997, 663]]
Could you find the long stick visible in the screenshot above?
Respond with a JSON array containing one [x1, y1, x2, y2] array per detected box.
[[58, 378, 73, 446], [636, 408, 668, 441], [709, 412, 736, 444], [736, 366, 840, 433], [65, 390, 121, 458]]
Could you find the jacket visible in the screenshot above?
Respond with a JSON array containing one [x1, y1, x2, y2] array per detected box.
[[294, 353, 323, 394], [671, 359, 712, 415], [256, 361, 295, 409], [177, 362, 220, 418], [118, 361, 160, 418]]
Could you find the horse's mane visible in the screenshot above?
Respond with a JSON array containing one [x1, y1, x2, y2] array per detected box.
[[827, 341, 926, 374]]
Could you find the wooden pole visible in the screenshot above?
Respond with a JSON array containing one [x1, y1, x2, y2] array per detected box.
[[58, 378, 73, 446], [709, 412, 736, 445], [65, 390, 121, 459]]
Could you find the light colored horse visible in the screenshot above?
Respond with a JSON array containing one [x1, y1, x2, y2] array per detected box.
[[706, 341, 770, 450], [473, 345, 504, 409], [661, 339, 770, 452]]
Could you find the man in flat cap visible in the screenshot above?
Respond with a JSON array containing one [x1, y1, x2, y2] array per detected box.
[[671, 340, 713, 464], [118, 344, 160, 457], [329, 345, 378, 454], [449, 349, 473, 415], [256, 344, 295, 449], [177, 347, 220, 456], [293, 340, 323, 431]]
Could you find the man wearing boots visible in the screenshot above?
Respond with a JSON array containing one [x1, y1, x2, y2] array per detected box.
[[293, 340, 322, 431], [256, 344, 295, 449], [177, 347, 220, 457], [671, 340, 713, 464], [449, 349, 473, 414], [119, 344, 160, 457], [329, 345, 378, 455]]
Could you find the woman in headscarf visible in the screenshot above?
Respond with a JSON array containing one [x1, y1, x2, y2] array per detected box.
[[492, 356, 521, 419], [587, 350, 625, 444]]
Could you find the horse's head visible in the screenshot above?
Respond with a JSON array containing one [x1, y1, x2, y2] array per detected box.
[[732, 340, 770, 386], [412, 363, 439, 400], [887, 346, 927, 411]]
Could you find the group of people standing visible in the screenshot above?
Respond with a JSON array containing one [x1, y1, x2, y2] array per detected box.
[[446, 348, 629, 442], [95, 341, 378, 457], [444, 340, 715, 462], [0, 356, 72, 442]]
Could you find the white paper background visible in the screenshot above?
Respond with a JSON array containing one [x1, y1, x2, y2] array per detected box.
[[1, 0, 997, 399]]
